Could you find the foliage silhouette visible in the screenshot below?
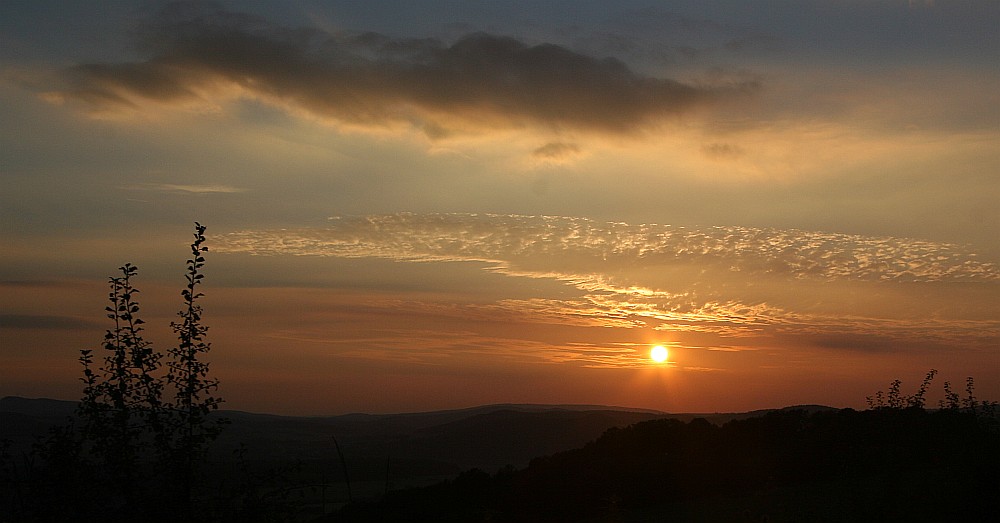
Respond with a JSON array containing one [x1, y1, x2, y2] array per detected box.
[[76, 261, 164, 516], [867, 369, 997, 422], [164, 223, 226, 519], [9, 223, 227, 522]]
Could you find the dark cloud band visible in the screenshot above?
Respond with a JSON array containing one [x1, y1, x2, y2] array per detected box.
[[0, 314, 96, 330], [55, 5, 756, 135]]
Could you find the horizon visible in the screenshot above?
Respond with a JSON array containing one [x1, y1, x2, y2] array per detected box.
[[2, 1, 998, 417], [0, 393, 847, 419]]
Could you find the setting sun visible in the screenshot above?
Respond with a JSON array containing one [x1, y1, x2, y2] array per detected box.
[[650, 345, 668, 363]]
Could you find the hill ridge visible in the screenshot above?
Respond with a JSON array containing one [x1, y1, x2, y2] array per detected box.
[[0, 395, 835, 420]]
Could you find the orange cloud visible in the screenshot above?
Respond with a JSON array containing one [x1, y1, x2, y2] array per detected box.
[[213, 213, 1000, 354], [532, 142, 583, 164]]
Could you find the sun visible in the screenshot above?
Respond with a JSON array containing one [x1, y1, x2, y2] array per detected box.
[[650, 345, 668, 363]]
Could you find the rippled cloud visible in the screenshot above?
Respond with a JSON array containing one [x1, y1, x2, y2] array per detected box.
[[215, 213, 1000, 351], [218, 213, 999, 282]]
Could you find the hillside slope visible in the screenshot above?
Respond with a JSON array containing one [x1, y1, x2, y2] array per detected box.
[[331, 407, 1000, 522]]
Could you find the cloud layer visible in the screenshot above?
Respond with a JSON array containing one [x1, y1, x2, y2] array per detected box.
[[215, 213, 1000, 351], [50, 4, 754, 136], [218, 213, 999, 283]]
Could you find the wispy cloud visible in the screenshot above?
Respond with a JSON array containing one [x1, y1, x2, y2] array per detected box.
[[218, 213, 999, 283], [214, 213, 1000, 351], [122, 183, 247, 194], [46, 4, 755, 137], [0, 314, 97, 330], [532, 142, 582, 164], [263, 326, 662, 369]]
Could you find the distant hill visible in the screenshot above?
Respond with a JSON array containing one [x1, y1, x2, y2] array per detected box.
[[0, 396, 837, 491], [0, 396, 77, 418], [20, 397, 980, 521], [0, 397, 81, 456]]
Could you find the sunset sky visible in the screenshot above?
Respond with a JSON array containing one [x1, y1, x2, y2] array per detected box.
[[2, 1, 998, 415]]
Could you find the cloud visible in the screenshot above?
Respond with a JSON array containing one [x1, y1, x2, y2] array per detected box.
[[701, 142, 744, 160], [218, 213, 1000, 283], [265, 326, 653, 369], [122, 183, 247, 194], [47, 4, 756, 136], [214, 213, 1000, 350], [0, 314, 97, 330], [532, 142, 581, 162]]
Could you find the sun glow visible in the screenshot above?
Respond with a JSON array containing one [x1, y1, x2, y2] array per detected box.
[[650, 345, 669, 363]]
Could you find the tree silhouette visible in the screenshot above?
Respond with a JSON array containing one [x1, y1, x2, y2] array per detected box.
[[77, 262, 163, 514], [39, 222, 227, 522], [164, 222, 225, 518]]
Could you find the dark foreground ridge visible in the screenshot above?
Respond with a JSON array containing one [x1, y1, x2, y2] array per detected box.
[[4, 397, 997, 522], [327, 407, 999, 522]]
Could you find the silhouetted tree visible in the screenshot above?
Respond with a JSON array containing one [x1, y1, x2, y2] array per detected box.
[[77, 262, 163, 515], [868, 370, 997, 421], [163, 222, 225, 518], [28, 223, 227, 522]]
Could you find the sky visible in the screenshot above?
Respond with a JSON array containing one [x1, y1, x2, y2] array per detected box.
[[2, 0, 998, 416]]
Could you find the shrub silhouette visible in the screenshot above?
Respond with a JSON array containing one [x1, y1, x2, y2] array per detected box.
[[867, 369, 998, 422], [163, 223, 225, 519], [19, 223, 226, 522]]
